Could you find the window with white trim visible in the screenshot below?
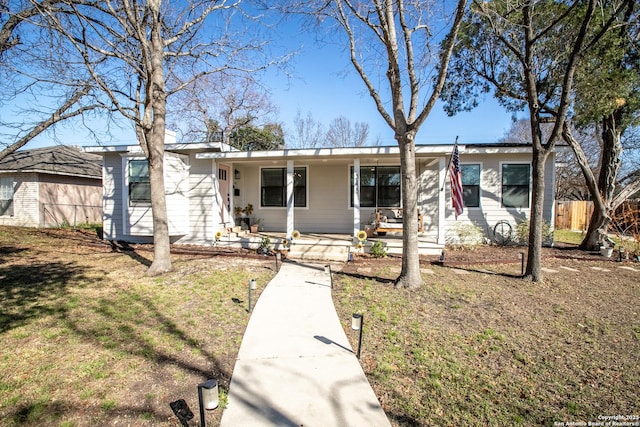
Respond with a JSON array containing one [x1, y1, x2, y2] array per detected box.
[[461, 164, 481, 208], [261, 167, 307, 207], [0, 177, 14, 216], [128, 159, 151, 204], [350, 166, 401, 207], [502, 163, 530, 208]]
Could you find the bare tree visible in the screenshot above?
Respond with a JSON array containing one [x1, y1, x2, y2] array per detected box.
[[284, 0, 467, 288], [46, 0, 282, 275], [288, 109, 325, 148], [169, 73, 279, 145], [0, 0, 102, 160], [326, 115, 369, 147], [554, 126, 598, 201], [288, 110, 380, 148]]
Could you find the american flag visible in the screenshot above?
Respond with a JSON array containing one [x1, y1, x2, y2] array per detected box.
[[449, 141, 464, 218]]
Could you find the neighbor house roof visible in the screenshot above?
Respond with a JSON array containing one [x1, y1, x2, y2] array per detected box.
[[0, 145, 102, 179]]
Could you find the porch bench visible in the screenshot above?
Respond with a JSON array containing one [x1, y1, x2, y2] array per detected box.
[[375, 208, 423, 234]]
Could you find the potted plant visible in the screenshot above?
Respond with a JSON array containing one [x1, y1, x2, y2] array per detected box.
[[250, 217, 262, 233], [600, 244, 614, 258], [257, 236, 271, 255]]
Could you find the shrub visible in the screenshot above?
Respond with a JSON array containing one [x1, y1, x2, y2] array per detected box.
[[515, 220, 553, 246], [446, 222, 484, 249], [369, 240, 387, 258]]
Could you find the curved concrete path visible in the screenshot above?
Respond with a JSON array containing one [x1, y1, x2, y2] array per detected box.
[[220, 261, 391, 427]]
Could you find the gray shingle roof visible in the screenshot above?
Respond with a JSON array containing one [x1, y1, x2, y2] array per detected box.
[[0, 145, 102, 179]]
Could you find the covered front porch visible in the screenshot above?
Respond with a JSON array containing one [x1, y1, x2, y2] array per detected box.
[[196, 145, 454, 247]]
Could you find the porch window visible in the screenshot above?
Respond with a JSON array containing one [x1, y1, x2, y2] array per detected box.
[[129, 159, 151, 204], [502, 164, 530, 208], [0, 176, 14, 216], [461, 164, 480, 208], [351, 166, 401, 207], [261, 167, 307, 207]]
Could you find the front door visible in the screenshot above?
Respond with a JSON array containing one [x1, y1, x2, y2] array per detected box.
[[218, 164, 231, 225]]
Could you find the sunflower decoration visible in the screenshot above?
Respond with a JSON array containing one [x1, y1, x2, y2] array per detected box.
[[356, 242, 364, 250], [282, 238, 290, 248], [291, 230, 301, 240], [215, 231, 223, 241], [356, 230, 368, 242]]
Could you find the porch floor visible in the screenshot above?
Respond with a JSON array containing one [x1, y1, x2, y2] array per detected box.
[[176, 231, 443, 262]]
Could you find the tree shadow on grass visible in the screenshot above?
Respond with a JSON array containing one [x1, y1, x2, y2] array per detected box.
[[109, 240, 152, 267], [10, 400, 173, 426], [61, 289, 233, 424], [333, 270, 397, 285], [0, 259, 90, 333]]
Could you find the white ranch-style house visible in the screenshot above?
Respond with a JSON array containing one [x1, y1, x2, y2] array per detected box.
[[86, 131, 559, 257]]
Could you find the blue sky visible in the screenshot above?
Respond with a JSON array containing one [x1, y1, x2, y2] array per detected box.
[[265, 35, 517, 146], [18, 11, 518, 150]]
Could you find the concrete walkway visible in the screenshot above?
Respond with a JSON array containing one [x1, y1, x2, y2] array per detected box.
[[220, 261, 391, 427]]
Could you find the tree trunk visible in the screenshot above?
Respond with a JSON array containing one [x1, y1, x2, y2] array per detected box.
[[525, 147, 550, 282], [146, 0, 172, 276], [560, 122, 607, 250], [580, 110, 623, 251], [395, 133, 422, 289], [147, 135, 172, 275]]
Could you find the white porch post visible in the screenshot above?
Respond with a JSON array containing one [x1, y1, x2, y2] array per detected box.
[[438, 156, 446, 245], [352, 158, 360, 238], [212, 160, 219, 241], [286, 160, 294, 237], [227, 162, 234, 228]]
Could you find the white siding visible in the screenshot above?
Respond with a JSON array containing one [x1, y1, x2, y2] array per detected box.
[[246, 163, 354, 234], [182, 157, 216, 242], [164, 153, 189, 235], [102, 153, 123, 241], [128, 153, 189, 236], [97, 146, 560, 244], [299, 164, 351, 233], [443, 152, 555, 241], [417, 160, 441, 241], [0, 173, 39, 227]]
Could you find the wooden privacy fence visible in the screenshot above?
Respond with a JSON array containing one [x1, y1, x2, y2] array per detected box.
[[555, 200, 594, 231], [555, 200, 640, 232]]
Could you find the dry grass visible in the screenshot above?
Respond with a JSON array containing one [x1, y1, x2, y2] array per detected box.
[[0, 226, 276, 427], [2, 227, 639, 427], [335, 251, 640, 426]]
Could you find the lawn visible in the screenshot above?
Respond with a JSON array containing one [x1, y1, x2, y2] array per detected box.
[[1, 226, 638, 427], [0, 227, 276, 426], [334, 242, 640, 426]]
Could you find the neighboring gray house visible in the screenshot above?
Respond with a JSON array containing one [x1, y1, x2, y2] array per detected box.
[[87, 131, 561, 254], [0, 146, 103, 227]]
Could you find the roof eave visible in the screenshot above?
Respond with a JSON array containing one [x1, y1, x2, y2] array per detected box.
[[196, 144, 461, 160], [0, 169, 101, 179]]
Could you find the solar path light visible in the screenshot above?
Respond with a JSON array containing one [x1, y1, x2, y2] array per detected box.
[[324, 264, 332, 288], [248, 279, 257, 312], [351, 313, 364, 359], [197, 379, 219, 427]]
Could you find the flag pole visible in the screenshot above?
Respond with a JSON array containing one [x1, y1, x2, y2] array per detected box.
[[440, 136, 459, 192]]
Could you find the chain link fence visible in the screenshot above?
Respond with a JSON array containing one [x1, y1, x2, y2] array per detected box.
[[42, 203, 102, 228]]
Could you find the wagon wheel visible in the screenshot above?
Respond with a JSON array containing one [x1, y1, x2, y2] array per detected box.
[[493, 221, 513, 246]]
